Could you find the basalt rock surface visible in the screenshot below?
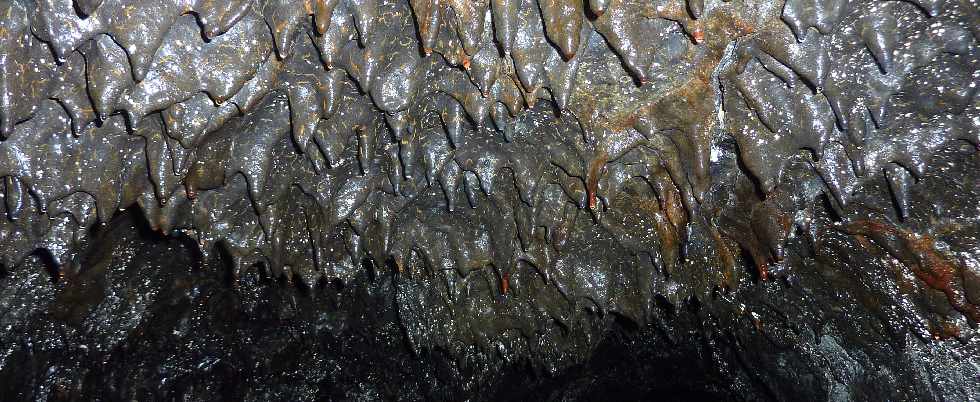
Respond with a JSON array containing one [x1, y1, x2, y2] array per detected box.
[[0, 0, 979, 400]]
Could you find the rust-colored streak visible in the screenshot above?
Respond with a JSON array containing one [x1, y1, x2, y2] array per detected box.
[[931, 319, 961, 340], [586, 152, 608, 210], [692, 29, 704, 44], [636, 196, 681, 272], [759, 264, 769, 281], [844, 219, 980, 323], [660, 178, 687, 230]]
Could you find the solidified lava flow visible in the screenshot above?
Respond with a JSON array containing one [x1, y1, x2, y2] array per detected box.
[[0, 0, 979, 400]]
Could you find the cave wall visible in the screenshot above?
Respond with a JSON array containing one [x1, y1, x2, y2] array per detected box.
[[0, 0, 978, 400]]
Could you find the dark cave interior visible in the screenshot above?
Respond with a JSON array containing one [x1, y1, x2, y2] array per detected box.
[[1, 0, 978, 400]]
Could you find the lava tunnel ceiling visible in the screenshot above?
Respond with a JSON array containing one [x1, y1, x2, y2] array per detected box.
[[0, 0, 979, 399]]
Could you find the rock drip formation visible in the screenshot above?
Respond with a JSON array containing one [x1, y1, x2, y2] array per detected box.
[[0, 0, 978, 399]]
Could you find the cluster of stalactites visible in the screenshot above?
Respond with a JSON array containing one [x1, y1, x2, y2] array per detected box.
[[0, 0, 714, 281], [0, 0, 978, 351], [719, 0, 978, 272]]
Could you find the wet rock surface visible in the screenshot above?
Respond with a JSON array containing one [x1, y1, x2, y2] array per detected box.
[[0, 0, 978, 400]]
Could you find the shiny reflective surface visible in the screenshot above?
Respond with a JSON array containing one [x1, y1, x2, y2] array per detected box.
[[0, 0, 978, 399]]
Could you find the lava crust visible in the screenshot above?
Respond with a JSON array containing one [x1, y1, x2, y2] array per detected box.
[[0, 0, 979, 400]]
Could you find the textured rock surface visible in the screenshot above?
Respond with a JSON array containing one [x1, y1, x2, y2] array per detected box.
[[0, 0, 978, 399]]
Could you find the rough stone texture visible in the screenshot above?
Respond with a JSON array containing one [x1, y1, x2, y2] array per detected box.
[[0, 0, 978, 400]]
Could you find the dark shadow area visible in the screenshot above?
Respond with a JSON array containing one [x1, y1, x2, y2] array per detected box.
[[0, 207, 733, 401]]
